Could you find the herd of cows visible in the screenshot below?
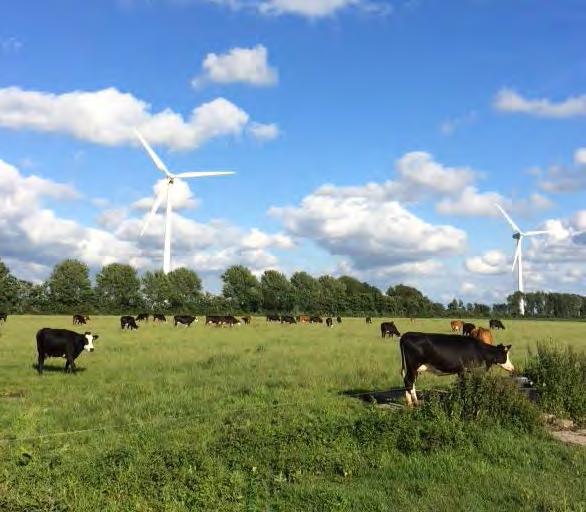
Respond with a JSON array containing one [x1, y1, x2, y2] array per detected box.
[[0, 312, 516, 406]]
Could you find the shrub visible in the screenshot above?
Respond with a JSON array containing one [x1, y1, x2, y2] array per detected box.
[[525, 343, 586, 424]]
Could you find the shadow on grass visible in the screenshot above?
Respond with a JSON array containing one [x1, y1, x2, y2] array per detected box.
[[30, 363, 87, 374]]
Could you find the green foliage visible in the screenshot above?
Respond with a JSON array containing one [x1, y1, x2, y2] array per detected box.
[[141, 270, 173, 311], [0, 259, 20, 311], [261, 270, 295, 312], [221, 265, 262, 313], [167, 267, 202, 312], [95, 263, 142, 313], [525, 343, 586, 424], [46, 259, 93, 313]]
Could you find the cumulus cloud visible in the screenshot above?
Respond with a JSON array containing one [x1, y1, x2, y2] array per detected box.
[[575, 148, 586, 165], [0, 86, 278, 150], [465, 250, 509, 275], [0, 158, 291, 281], [132, 179, 200, 211], [270, 184, 467, 271], [537, 150, 586, 193], [207, 0, 391, 17], [193, 45, 278, 87], [494, 88, 586, 118], [247, 122, 280, 141]]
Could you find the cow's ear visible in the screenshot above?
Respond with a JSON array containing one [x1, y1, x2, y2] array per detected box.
[[505, 344, 512, 352], [93, 335, 99, 340]]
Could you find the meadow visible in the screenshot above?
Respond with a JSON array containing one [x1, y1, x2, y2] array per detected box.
[[1, 316, 585, 511]]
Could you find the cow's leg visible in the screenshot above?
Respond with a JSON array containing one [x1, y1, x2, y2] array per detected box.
[[403, 368, 417, 407], [37, 353, 44, 375]]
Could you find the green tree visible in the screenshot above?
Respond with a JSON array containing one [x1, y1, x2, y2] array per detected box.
[[261, 270, 294, 313], [167, 267, 202, 312], [0, 259, 20, 311], [47, 259, 93, 313], [142, 271, 173, 312], [318, 275, 347, 315], [290, 271, 321, 313], [95, 263, 142, 313], [221, 265, 261, 313]]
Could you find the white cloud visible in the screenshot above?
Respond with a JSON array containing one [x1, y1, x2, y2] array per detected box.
[[0, 86, 278, 150], [465, 250, 509, 275], [494, 88, 586, 118], [436, 186, 506, 217], [1, 37, 23, 54], [270, 184, 467, 271], [574, 148, 586, 165], [538, 153, 586, 193], [439, 110, 477, 136], [193, 45, 278, 87], [132, 179, 200, 211], [248, 122, 280, 141], [0, 158, 291, 280], [207, 0, 391, 17]]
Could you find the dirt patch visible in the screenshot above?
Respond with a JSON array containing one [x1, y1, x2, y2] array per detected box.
[[0, 390, 26, 400], [550, 430, 586, 447]]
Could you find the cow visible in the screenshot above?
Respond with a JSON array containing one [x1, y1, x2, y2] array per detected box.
[[281, 315, 297, 324], [365, 316, 372, 324], [462, 322, 476, 336], [121, 315, 139, 330], [206, 315, 240, 327], [223, 315, 241, 327], [399, 332, 514, 406], [174, 315, 197, 327], [310, 316, 323, 324], [266, 314, 280, 322], [297, 315, 311, 324], [381, 321, 401, 339], [490, 319, 505, 330], [72, 314, 89, 325], [242, 316, 251, 325], [206, 315, 223, 326], [0, 312, 7, 323], [36, 328, 99, 374], [326, 317, 333, 328], [153, 314, 167, 323], [470, 327, 493, 345], [136, 313, 149, 322], [336, 316, 342, 324], [450, 320, 463, 333]]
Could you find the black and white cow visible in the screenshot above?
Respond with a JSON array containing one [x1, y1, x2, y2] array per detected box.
[[136, 313, 150, 322], [153, 314, 167, 323], [0, 312, 7, 323], [174, 315, 197, 327], [325, 317, 333, 328], [310, 316, 323, 324], [462, 322, 476, 336], [489, 319, 505, 330], [281, 315, 297, 324], [120, 315, 139, 330], [399, 332, 514, 406], [336, 316, 342, 324], [380, 321, 401, 339], [36, 328, 99, 374], [266, 314, 280, 322], [241, 316, 251, 325]]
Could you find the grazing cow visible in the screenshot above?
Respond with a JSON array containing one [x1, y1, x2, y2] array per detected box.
[[462, 322, 476, 336], [310, 316, 323, 324], [450, 320, 463, 333], [174, 315, 197, 327], [399, 332, 514, 406], [490, 319, 505, 330], [224, 315, 241, 327], [72, 314, 89, 325], [242, 316, 251, 325], [206, 315, 240, 327], [296, 315, 310, 324], [365, 316, 372, 324], [0, 312, 7, 323], [153, 314, 167, 323], [326, 317, 333, 328], [121, 315, 139, 330], [281, 315, 297, 324], [336, 316, 342, 324], [36, 328, 99, 374], [380, 321, 401, 339], [266, 314, 280, 322], [136, 313, 149, 322], [470, 327, 493, 345], [206, 315, 222, 326]]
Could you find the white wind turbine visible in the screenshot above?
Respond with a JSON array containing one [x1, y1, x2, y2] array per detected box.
[[494, 204, 550, 316], [134, 129, 234, 274]]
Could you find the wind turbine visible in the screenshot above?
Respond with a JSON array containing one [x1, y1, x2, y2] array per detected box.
[[494, 204, 549, 316], [134, 129, 234, 274]]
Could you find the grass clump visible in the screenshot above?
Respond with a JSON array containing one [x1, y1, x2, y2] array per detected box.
[[525, 343, 586, 425]]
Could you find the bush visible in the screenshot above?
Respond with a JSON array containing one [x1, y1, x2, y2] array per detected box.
[[525, 344, 586, 424]]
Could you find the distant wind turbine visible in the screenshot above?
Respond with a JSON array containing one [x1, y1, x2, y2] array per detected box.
[[134, 129, 234, 274], [494, 204, 550, 315]]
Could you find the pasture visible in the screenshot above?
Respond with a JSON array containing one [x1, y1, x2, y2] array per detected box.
[[1, 316, 585, 511]]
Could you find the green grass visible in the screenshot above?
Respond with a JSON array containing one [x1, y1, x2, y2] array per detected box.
[[1, 316, 585, 511]]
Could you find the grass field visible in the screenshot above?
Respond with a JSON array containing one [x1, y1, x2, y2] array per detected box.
[[1, 316, 585, 511]]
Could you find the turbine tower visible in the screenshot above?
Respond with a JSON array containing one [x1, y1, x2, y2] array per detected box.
[[494, 204, 549, 316], [134, 129, 234, 274]]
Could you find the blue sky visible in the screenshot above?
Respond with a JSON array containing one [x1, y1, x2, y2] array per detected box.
[[0, 0, 585, 302]]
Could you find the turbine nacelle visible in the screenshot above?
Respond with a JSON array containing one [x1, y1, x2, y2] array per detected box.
[[512, 232, 521, 240]]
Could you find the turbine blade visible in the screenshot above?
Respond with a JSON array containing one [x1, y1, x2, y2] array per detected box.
[[140, 186, 166, 236], [134, 129, 171, 176], [174, 171, 235, 179], [494, 203, 521, 233], [523, 230, 550, 236], [512, 239, 521, 272]]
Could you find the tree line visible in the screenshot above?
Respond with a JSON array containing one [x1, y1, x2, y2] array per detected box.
[[0, 258, 585, 319]]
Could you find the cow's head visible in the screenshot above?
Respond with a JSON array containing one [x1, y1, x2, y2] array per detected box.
[[389, 322, 401, 337], [495, 344, 514, 372], [84, 332, 99, 352]]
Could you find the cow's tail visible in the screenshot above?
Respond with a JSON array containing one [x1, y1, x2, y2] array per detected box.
[[399, 335, 406, 378]]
